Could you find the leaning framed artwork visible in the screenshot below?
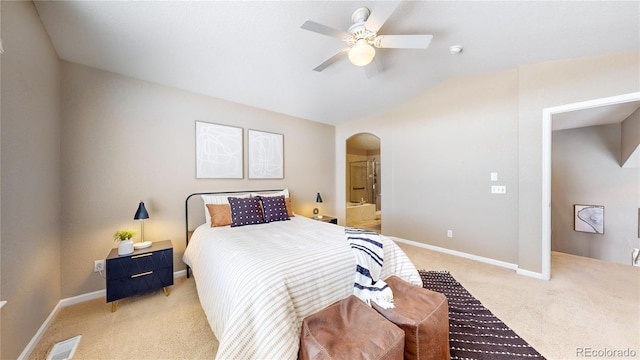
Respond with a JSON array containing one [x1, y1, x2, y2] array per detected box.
[[248, 129, 284, 179], [195, 121, 243, 179], [573, 204, 604, 234]]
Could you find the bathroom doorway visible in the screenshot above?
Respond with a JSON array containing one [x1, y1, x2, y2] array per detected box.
[[346, 133, 381, 232]]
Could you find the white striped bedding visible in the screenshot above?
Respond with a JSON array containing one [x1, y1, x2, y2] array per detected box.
[[183, 215, 421, 359]]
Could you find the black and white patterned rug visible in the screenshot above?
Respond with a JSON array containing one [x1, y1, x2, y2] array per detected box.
[[419, 270, 546, 360]]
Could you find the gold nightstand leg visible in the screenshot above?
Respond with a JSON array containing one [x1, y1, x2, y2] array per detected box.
[[163, 286, 171, 297], [111, 301, 118, 312]]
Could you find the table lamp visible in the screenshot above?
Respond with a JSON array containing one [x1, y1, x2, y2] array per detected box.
[[133, 201, 152, 249], [313, 192, 323, 219]]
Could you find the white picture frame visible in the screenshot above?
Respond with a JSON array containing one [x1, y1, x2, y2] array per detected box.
[[248, 129, 284, 179], [195, 121, 243, 179]]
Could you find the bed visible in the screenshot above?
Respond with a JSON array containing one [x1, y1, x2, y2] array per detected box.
[[182, 190, 422, 359]]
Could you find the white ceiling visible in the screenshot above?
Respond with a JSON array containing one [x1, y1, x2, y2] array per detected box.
[[33, 1, 639, 126]]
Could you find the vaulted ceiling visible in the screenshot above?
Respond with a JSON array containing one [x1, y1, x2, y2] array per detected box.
[[34, 1, 639, 126]]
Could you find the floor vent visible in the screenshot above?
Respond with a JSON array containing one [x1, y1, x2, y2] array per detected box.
[[46, 335, 82, 360]]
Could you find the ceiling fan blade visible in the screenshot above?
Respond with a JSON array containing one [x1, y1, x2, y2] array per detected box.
[[301, 20, 351, 40], [375, 34, 433, 49], [365, 1, 400, 33], [313, 48, 349, 72]]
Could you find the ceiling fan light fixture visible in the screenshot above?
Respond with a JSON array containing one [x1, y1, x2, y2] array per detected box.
[[348, 39, 375, 67]]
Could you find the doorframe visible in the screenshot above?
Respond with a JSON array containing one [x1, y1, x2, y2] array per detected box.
[[541, 92, 640, 280]]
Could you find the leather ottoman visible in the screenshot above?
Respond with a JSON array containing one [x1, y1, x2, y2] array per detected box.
[[299, 295, 405, 360], [372, 276, 450, 360]]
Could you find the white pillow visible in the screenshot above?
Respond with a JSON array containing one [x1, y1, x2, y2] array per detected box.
[[201, 193, 250, 225], [251, 189, 290, 198]]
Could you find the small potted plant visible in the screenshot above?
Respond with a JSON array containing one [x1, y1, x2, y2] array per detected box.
[[114, 229, 136, 255]]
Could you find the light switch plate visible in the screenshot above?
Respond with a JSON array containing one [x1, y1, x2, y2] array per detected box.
[[491, 185, 507, 194], [491, 172, 498, 181]]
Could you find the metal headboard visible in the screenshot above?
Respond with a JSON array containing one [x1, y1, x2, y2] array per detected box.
[[184, 189, 285, 278]]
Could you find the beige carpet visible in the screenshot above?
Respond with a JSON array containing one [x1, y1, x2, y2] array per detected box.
[[399, 245, 640, 360], [346, 218, 382, 233], [28, 276, 218, 359], [29, 246, 639, 359]]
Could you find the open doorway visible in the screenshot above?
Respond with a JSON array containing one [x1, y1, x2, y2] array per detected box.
[[346, 133, 381, 232], [541, 92, 640, 280]]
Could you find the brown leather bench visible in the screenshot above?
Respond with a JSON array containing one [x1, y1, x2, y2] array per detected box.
[[299, 295, 405, 360], [373, 276, 450, 360]]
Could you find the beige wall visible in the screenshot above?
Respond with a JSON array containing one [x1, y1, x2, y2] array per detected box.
[[552, 124, 639, 264], [337, 69, 520, 263], [60, 61, 335, 298], [0, 1, 3, 356], [336, 51, 640, 275], [1, 2, 61, 359]]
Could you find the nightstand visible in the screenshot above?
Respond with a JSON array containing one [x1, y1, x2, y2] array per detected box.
[[313, 216, 338, 225], [106, 240, 173, 312]]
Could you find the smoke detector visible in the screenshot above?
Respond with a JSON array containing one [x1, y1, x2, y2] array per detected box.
[[449, 45, 463, 54]]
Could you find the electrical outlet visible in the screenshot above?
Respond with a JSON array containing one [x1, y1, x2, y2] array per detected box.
[[633, 249, 640, 267], [94, 260, 105, 272], [447, 230, 453, 238]]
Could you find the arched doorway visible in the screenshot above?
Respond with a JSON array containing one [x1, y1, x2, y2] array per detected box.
[[346, 133, 381, 232]]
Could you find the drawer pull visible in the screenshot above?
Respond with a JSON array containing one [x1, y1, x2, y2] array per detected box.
[[131, 253, 153, 259], [131, 271, 153, 278]]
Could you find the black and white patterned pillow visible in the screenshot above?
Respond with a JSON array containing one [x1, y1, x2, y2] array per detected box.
[[228, 196, 265, 227], [260, 195, 290, 223]]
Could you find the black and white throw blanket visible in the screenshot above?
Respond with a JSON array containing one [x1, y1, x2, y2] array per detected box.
[[420, 270, 545, 359], [346, 228, 394, 309]]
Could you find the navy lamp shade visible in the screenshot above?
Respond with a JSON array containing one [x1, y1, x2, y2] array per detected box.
[[313, 193, 322, 219], [134, 201, 149, 221], [133, 201, 151, 248]]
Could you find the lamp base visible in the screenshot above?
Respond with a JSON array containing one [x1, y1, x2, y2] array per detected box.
[[134, 241, 152, 250]]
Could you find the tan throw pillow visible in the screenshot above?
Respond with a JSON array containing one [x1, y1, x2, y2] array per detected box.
[[285, 197, 295, 217], [206, 204, 232, 227]]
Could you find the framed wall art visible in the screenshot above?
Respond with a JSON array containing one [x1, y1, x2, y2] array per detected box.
[[573, 204, 604, 234], [195, 121, 243, 179], [248, 129, 283, 179]]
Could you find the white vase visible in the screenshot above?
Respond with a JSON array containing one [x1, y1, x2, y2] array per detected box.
[[118, 240, 134, 255]]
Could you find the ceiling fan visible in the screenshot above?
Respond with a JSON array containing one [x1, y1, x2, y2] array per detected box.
[[300, 1, 433, 76]]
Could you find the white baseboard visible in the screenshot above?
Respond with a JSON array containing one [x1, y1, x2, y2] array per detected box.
[[391, 236, 519, 270], [60, 289, 106, 308], [173, 269, 187, 278], [389, 236, 549, 280], [18, 300, 64, 360], [392, 237, 548, 280], [516, 267, 547, 280], [19, 269, 188, 360]]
